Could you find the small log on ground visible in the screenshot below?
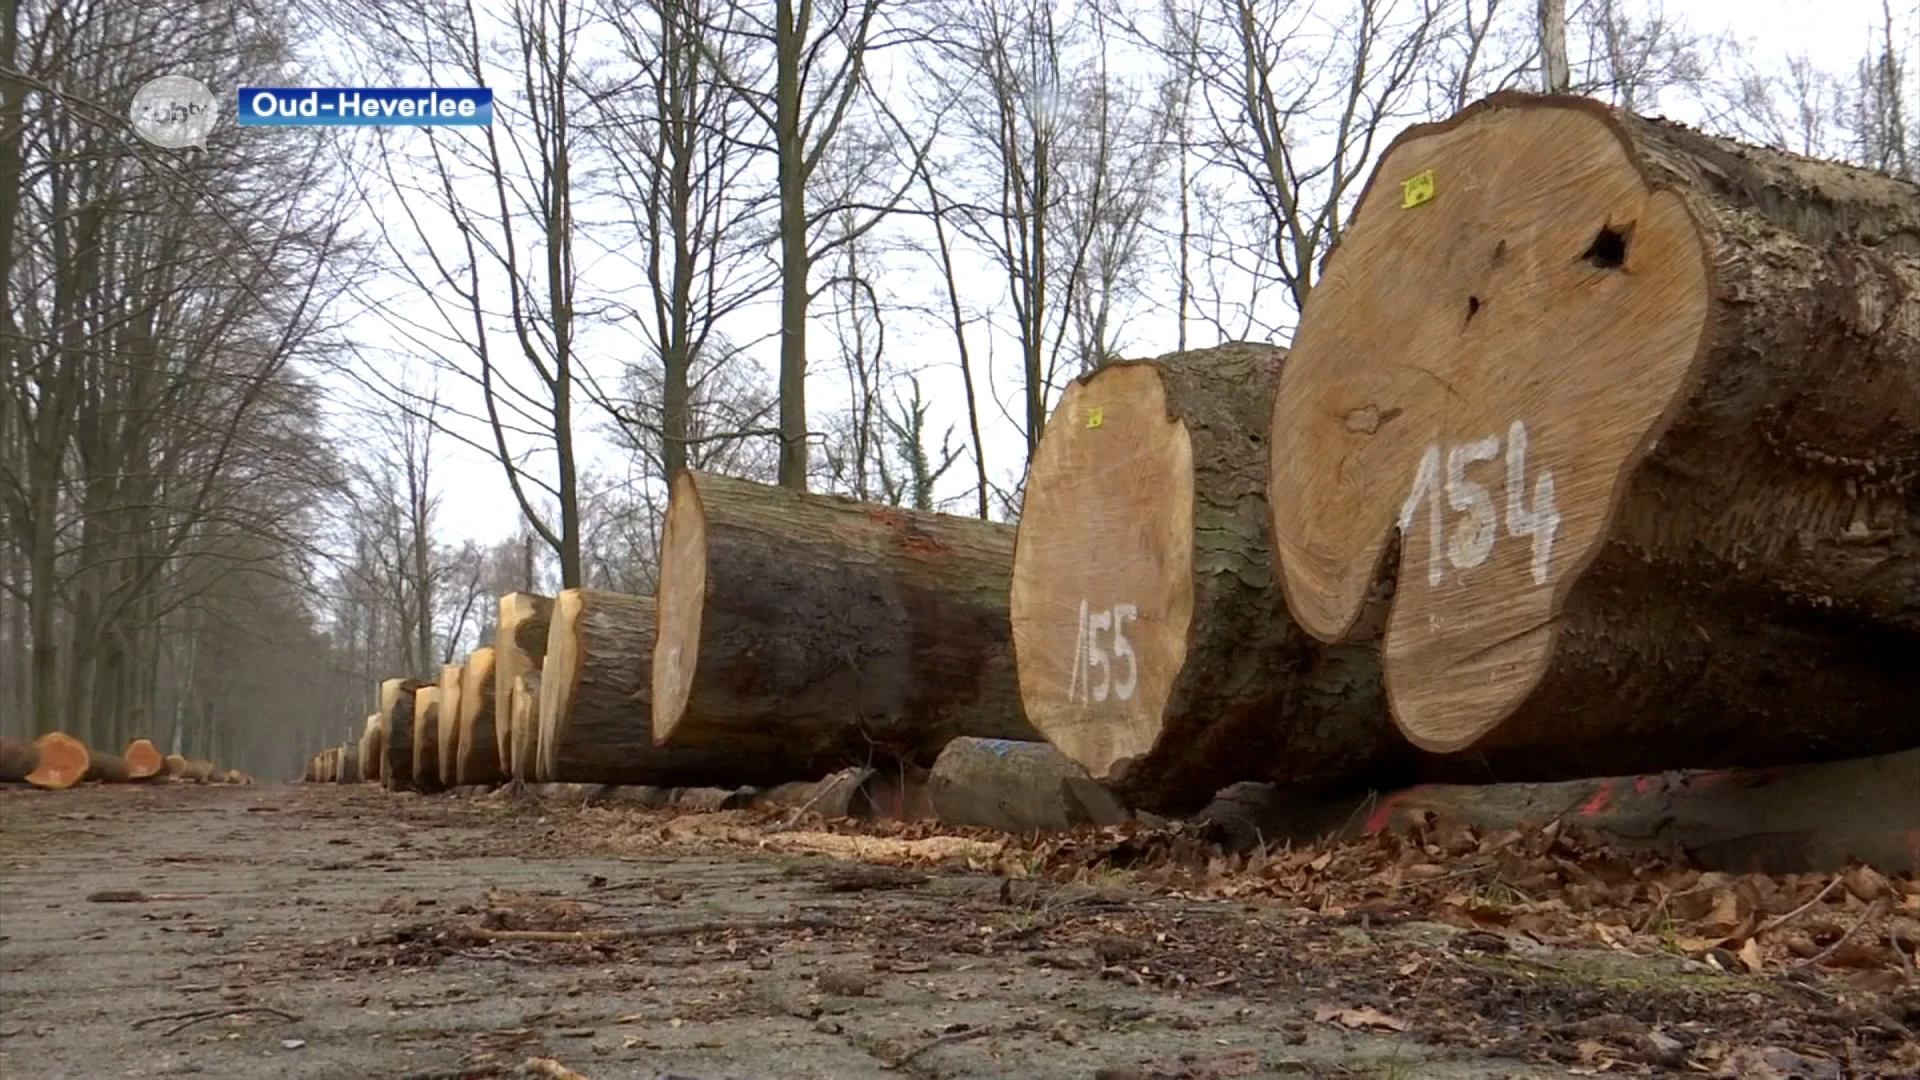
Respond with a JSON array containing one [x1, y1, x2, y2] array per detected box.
[[1013, 344, 1412, 813], [456, 647, 503, 786], [83, 750, 131, 784], [508, 671, 541, 784], [1267, 92, 1920, 775], [27, 733, 90, 789], [380, 677, 428, 791], [928, 738, 1131, 833], [412, 686, 443, 793], [436, 662, 465, 787], [223, 769, 248, 784], [496, 593, 554, 782], [539, 588, 739, 786], [123, 740, 165, 780], [0, 736, 38, 783], [358, 713, 382, 783], [652, 471, 1040, 784], [163, 753, 190, 779], [181, 758, 214, 783]]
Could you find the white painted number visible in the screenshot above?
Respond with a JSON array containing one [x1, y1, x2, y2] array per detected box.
[[1068, 600, 1138, 704], [1398, 419, 1561, 588]]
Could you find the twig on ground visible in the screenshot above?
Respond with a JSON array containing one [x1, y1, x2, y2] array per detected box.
[[132, 1006, 301, 1037], [884, 1025, 998, 1069], [1793, 898, 1888, 972], [453, 914, 848, 945], [1754, 875, 1845, 938], [88, 890, 208, 903], [396, 1066, 506, 1080], [521, 1058, 591, 1080]]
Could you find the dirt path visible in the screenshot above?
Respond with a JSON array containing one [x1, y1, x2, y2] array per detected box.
[[0, 785, 1910, 1080]]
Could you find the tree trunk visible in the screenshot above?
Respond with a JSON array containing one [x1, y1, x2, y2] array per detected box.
[[380, 677, 428, 791], [652, 471, 1039, 785], [436, 662, 465, 787], [1012, 345, 1416, 812], [27, 733, 89, 788], [495, 593, 552, 781], [359, 713, 382, 783], [0, 735, 37, 782], [411, 686, 443, 793], [456, 648, 503, 786], [1268, 92, 1920, 777], [928, 737, 1130, 833], [538, 588, 740, 786], [123, 739, 164, 780]]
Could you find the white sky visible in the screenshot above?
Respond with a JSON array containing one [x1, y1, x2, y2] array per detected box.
[[309, 0, 1912, 551]]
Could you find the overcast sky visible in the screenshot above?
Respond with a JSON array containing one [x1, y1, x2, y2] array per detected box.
[[313, 0, 1914, 552]]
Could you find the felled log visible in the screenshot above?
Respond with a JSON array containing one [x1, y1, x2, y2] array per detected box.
[[411, 686, 443, 793], [928, 737, 1130, 833], [436, 662, 464, 787], [181, 758, 215, 783], [651, 471, 1040, 784], [163, 753, 190, 779], [0, 736, 37, 782], [380, 676, 428, 791], [26, 733, 89, 789], [456, 647, 503, 786], [538, 589, 738, 786], [1266, 92, 1920, 776], [123, 739, 165, 780], [223, 769, 249, 784], [496, 593, 553, 782], [1012, 345, 1415, 813], [358, 713, 382, 783], [509, 670, 541, 782], [338, 741, 361, 784], [83, 750, 131, 783]]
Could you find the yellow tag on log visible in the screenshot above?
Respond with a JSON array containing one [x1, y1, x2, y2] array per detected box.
[[1086, 406, 1105, 429], [1401, 169, 1435, 208]]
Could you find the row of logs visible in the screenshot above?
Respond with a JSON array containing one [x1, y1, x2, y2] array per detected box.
[[1, 733, 251, 789], [304, 92, 1917, 816]]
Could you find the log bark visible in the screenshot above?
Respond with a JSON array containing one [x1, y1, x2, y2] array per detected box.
[[652, 471, 1039, 784], [436, 662, 465, 787], [83, 750, 131, 783], [27, 733, 89, 789], [412, 686, 443, 793], [538, 588, 740, 786], [1012, 345, 1417, 812], [358, 713, 382, 783], [0, 735, 37, 782], [123, 739, 164, 780], [456, 647, 503, 786], [1267, 92, 1920, 774], [381, 677, 428, 791], [496, 593, 553, 782], [928, 737, 1130, 833]]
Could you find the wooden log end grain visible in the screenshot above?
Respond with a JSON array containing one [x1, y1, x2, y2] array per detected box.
[[27, 733, 91, 789], [1267, 91, 1920, 769], [123, 739, 166, 780], [437, 662, 465, 788], [456, 647, 502, 786], [496, 593, 554, 782]]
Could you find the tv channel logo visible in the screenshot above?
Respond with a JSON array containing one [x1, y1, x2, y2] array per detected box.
[[236, 87, 493, 127], [131, 75, 218, 150]]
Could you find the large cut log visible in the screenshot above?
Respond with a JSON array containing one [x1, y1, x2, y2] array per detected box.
[[380, 677, 428, 791], [537, 589, 739, 785], [652, 471, 1040, 783], [411, 686, 443, 793], [27, 733, 89, 789], [1011, 345, 1416, 812], [83, 750, 131, 783], [496, 593, 553, 782], [358, 713, 381, 783], [509, 670, 541, 778], [1266, 92, 1920, 775], [928, 737, 1131, 833], [0, 736, 38, 782], [436, 662, 465, 787], [455, 647, 503, 786], [123, 739, 164, 780]]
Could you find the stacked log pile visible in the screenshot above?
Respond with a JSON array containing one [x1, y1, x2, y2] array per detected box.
[[290, 94, 1915, 875]]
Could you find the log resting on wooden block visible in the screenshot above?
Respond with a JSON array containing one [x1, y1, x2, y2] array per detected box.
[[456, 648, 503, 786], [28, 733, 89, 789], [1012, 345, 1415, 813], [0, 736, 37, 783], [123, 740, 164, 780], [381, 677, 428, 791], [538, 589, 740, 786], [652, 471, 1040, 783], [412, 687, 443, 793], [929, 738, 1131, 833], [437, 663, 465, 788], [496, 593, 553, 781], [1267, 91, 1920, 773]]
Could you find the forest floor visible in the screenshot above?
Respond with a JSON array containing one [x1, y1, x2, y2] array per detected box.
[[1, 783, 1916, 1080]]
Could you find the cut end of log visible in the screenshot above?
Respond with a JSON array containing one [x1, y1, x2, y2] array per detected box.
[[438, 662, 465, 787], [1267, 93, 1711, 753], [1011, 363, 1196, 779], [651, 470, 708, 748], [124, 739, 165, 779], [28, 733, 90, 789], [537, 589, 588, 779], [457, 647, 498, 785]]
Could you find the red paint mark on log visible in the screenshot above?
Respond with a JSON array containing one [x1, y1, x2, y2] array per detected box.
[[1365, 788, 1421, 834], [1633, 775, 1658, 794], [1577, 779, 1615, 816]]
